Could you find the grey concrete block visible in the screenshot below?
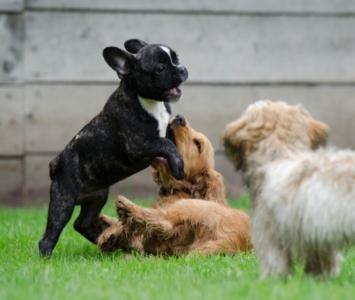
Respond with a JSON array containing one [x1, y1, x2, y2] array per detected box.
[[26, 0, 355, 14], [0, 14, 23, 82], [0, 86, 24, 155], [25, 12, 355, 83]]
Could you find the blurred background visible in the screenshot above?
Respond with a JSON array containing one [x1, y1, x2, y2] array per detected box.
[[1, 0, 355, 205]]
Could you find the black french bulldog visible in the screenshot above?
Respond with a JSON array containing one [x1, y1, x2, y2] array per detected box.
[[38, 39, 188, 256]]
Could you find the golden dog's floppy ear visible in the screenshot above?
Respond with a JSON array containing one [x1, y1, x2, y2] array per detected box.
[[307, 118, 329, 149], [204, 170, 227, 206]]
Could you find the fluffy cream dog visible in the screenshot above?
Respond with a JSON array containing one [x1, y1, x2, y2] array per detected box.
[[223, 100, 355, 277]]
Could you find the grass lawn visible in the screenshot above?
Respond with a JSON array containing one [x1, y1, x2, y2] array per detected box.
[[0, 197, 354, 300]]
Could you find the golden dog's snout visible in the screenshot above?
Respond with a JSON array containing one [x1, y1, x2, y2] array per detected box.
[[171, 115, 186, 127]]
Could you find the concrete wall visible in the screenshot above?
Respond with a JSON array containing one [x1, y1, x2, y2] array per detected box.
[[1, 0, 355, 204]]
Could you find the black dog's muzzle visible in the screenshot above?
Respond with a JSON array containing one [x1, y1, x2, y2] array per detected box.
[[177, 66, 188, 82]]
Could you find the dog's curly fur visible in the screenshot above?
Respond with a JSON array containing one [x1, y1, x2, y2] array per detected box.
[[223, 100, 355, 277], [97, 117, 251, 255]]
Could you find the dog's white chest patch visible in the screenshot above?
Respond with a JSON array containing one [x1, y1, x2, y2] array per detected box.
[[139, 97, 170, 137]]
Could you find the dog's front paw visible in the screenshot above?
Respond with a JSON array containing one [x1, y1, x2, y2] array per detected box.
[[169, 157, 184, 180]]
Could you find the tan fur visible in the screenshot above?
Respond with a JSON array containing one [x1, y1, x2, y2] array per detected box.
[[223, 100, 355, 278], [152, 119, 227, 207], [115, 195, 251, 255], [97, 118, 251, 255]]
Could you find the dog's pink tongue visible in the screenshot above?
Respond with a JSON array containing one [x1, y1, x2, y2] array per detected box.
[[154, 157, 167, 164], [152, 157, 168, 168], [169, 88, 179, 96]]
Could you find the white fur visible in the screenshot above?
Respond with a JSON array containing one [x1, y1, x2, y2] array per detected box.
[[247, 100, 269, 111], [160, 46, 171, 59], [251, 148, 355, 277], [138, 96, 170, 137], [159, 46, 180, 66]]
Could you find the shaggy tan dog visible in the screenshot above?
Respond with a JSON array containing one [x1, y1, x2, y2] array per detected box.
[[223, 100, 355, 277], [97, 116, 251, 255]]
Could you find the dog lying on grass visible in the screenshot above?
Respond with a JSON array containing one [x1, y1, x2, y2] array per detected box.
[[98, 116, 251, 255], [223, 100, 355, 277]]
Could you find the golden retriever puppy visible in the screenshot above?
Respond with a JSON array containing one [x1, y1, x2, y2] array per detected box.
[[223, 100, 355, 278], [97, 116, 251, 255], [151, 115, 227, 208]]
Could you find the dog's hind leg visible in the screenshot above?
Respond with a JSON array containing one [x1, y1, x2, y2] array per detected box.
[[74, 188, 109, 244], [191, 240, 232, 255], [252, 227, 293, 278], [304, 249, 342, 277], [39, 180, 78, 256], [258, 242, 293, 278], [192, 236, 251, 255]]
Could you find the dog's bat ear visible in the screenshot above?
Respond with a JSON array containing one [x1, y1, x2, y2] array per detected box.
[[103, 47, 134, 78], [124, 39, 147, 54]]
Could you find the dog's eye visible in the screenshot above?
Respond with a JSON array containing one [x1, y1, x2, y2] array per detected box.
[[156, 65, 166, 73], [193, 139, 202, 153]]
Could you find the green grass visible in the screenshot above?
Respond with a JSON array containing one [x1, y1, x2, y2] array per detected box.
[[0, 197, 354, 300]]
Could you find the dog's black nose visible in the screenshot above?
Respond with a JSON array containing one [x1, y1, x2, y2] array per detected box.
[[173, 115, 186, 127], [178, 66, 188, 81]]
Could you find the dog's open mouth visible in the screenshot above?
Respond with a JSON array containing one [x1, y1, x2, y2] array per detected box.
[[164, 87, 181, 102], [152, 126, 176, 169], [152, 156, 168, 169]]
